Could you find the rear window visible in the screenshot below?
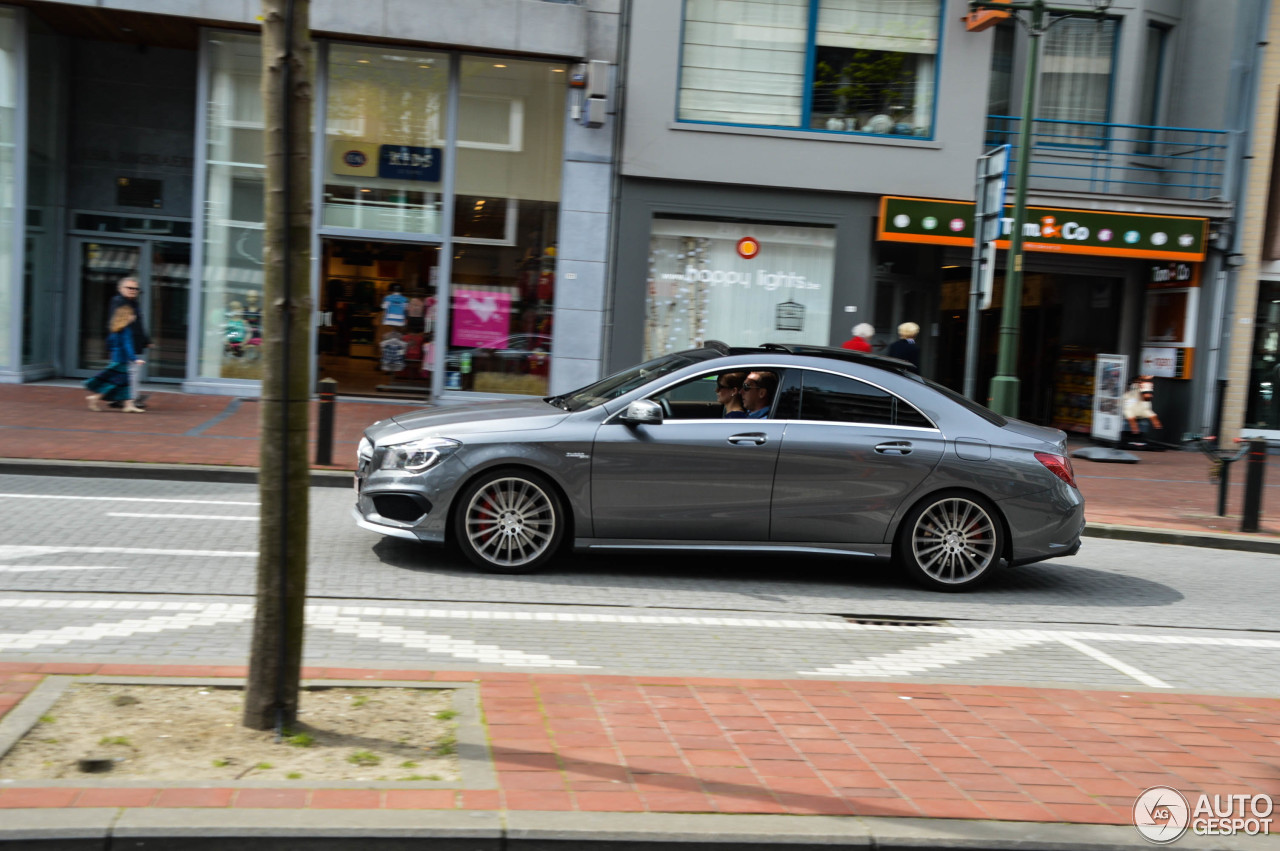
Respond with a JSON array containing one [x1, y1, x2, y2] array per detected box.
[[915, 376, 1008, 427], [797, 371, 934, 428]]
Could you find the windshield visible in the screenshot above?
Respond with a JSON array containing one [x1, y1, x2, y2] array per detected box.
[[552, 351, 714, 412]]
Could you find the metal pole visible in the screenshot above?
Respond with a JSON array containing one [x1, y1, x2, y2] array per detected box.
[[315, 377, 337, 466], [1241, 438, 1267, 532], [989, 0, 1044, 418]]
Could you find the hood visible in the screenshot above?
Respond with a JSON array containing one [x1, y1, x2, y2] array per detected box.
[[365, 398, 569, 443], [999, 417, 1068, 451]]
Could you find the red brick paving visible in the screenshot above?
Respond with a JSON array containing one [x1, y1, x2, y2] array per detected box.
[[1, 664, 1277, 824]]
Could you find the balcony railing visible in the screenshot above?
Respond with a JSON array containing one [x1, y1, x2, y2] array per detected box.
[[986, 116, 1232, 202]]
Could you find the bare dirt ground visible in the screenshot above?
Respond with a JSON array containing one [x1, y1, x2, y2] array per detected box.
[[0, 684, 460, 783]]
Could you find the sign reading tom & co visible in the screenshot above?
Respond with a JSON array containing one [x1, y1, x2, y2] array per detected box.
[[878, 196, 1208, 262]]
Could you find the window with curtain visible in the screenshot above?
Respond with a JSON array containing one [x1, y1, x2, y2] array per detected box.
[[1038, 17, 1117, 147], [678, 0, 940, 138]]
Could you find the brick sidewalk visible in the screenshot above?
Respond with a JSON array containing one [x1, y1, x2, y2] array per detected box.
[[2, 663, 1278, 824]]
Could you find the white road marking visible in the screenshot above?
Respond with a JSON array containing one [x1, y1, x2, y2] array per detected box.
[[799, 635, 1045, 678], [107, 513, 257, 521], [0, 565, 132, 573], [0, 599, 595, 669], [0, 598, 1272, 682], [1055, 635, 1172, 689], [0, 545, 254, 561], [0, 493, 257, 506], [311, 614, 599, 668]]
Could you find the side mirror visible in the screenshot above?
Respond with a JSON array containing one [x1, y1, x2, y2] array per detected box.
[[618, 399, 662, 426]]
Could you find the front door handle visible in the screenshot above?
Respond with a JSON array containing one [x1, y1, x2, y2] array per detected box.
[[728, 433, 767, 446], [875, 441, 913, 455]]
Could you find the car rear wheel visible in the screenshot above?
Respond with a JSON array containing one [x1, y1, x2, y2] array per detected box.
[[453, 470, 564, 574], [898, 492, 1004, 591]]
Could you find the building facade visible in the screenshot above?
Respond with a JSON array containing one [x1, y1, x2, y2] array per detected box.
[[0, 0, 620, 400], [611, 0, 1263, 438]]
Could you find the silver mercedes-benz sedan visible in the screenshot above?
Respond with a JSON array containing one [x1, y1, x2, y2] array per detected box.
[[353, 343, 1084, 590]]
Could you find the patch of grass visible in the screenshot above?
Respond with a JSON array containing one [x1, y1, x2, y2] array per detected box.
[[351, 695, 370, 708], [347, 750, 381, 766], [435, 709, 458, 721], [38, 715, 55, 724], [427, 774, 442, 781], [400, 760, 419, 769], [286, 771, 302, 779], [255, 762, 273, 771], [212, 758, 230, 768], [99, 736, 130, 747], [112, 694, 140, 707], [41, 738, 59, 744], [398, 774, 428, 781], [434, 733, 457, 757], [284, 732, 314, 748]]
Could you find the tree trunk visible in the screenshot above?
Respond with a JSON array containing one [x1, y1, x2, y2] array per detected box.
[[243, 0, 313, 731]]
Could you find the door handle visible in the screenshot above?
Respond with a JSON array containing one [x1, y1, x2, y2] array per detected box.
[[875, 441, 913, 455], [728, 433, 767, 446]]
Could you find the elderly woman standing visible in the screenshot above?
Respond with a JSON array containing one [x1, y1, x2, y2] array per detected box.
[[85, 305, 146, 413], [842, 322, 875, 352], [886, 321, 921, 373]]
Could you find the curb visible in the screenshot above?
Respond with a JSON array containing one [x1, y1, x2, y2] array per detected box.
[[4, 808, 1267, 851], [4, 457, 1279, 553], [0, 458, 353, 489]]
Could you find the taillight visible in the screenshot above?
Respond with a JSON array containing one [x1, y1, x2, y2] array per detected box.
[[1035, 452, 1077, 488]]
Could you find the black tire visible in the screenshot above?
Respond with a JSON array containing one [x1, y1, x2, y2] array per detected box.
[[452, 469, 565, 574], [897, 491, 1005, 591]]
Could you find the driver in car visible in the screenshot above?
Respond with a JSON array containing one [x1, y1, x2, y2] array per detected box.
[[741, 371, 777, 419]]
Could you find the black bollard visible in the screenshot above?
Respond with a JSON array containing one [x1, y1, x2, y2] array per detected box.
[[1218, 458, 1231, 517], [1241, 438, 1267, 533], [315, 377, 337, 466]]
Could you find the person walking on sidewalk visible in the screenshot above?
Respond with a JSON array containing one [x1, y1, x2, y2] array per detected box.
[[85, 304, 146, 413], [107, 276, 151, 409]]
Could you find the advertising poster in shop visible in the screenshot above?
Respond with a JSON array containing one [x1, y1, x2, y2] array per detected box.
[[1092, 354, 1128, 442]]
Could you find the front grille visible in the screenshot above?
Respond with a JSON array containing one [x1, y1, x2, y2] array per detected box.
[[372, 494, 431, 523]]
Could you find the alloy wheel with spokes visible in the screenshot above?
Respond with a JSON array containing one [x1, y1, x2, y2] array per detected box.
[[454, 471, 564, 573], [899, 493, 1003, 590]]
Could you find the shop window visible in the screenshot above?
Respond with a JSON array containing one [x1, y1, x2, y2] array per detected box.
[[678, 0, 940, 138], [645, 217, 834, 360], [199, 30, 266, 381], [322, 44, 448, 235], [445, 56, 566, 397], [0, 7, 16, 367]]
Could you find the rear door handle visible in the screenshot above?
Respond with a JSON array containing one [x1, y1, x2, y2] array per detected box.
[[875, 441, 913, 455], [728, 433, 767, 446]]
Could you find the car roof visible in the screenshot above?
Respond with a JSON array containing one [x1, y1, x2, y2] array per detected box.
[[701, 340, 918, 377]]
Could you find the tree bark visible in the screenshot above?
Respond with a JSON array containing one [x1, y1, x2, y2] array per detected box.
[[243, 0, 313, 731]]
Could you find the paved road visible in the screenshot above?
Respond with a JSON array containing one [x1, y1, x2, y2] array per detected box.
[[1, 473, 1277, 695]]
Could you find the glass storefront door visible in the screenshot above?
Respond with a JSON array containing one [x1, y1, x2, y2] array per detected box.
[[71, 238, 191, 379], [73, 240, 141, 374], [317, 238, 440, 397], [1244, 281, 1280, 435]]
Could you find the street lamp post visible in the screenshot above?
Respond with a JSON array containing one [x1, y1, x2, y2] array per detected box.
[[967, 0, 1111, 417]]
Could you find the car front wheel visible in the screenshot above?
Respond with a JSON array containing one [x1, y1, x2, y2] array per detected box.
[[898, 492, 1004, 591], [453, 469, 564, 574]]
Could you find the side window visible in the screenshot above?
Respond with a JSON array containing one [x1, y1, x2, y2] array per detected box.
[[649, 373, 721, 419], [798, 370, 932, 428]]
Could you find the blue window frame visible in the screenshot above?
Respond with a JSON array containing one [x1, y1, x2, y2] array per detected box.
[[677, 0, 943, 139]]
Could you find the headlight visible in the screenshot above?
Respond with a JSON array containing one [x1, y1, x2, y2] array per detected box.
[[379, 436, 460, 474]]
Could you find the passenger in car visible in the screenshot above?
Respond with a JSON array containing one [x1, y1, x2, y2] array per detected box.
[[717, 372, 749, 418], [742, 371, 777, 419]]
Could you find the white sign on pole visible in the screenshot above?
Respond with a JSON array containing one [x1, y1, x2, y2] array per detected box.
[[1092, 354, 1128, 442]]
